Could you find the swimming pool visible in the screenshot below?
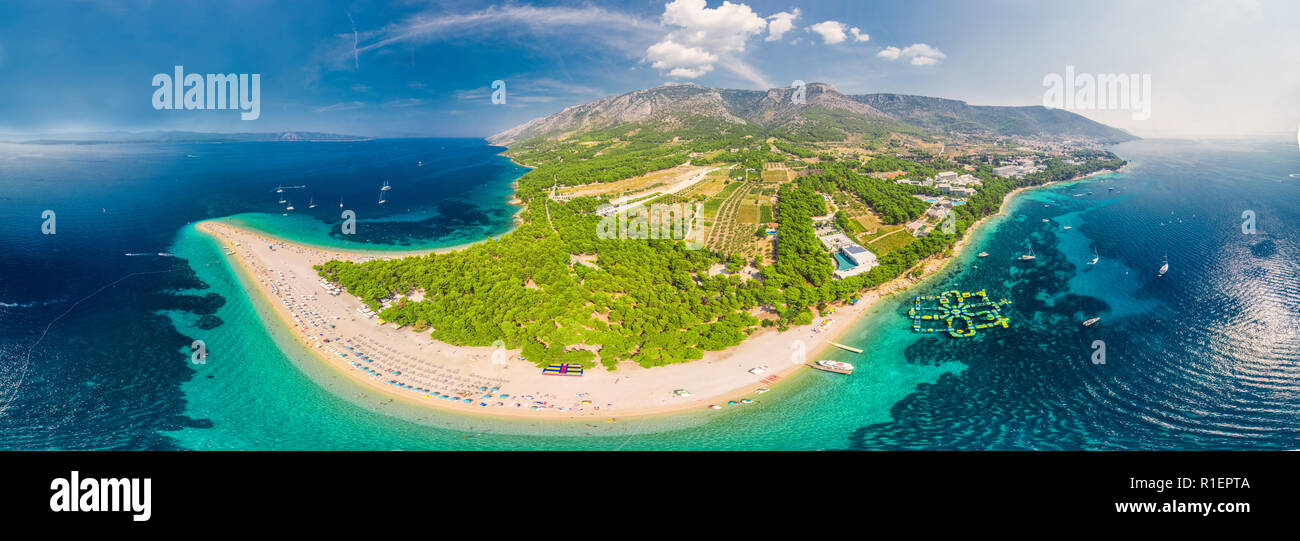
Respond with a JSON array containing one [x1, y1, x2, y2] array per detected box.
[[834, 252, 857, 270]]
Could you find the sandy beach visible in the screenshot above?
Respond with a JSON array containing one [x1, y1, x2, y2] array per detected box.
[[195, 166, 1122, 421]]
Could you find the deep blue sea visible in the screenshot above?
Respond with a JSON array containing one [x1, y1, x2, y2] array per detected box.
[[1, 137, 1297, 450]]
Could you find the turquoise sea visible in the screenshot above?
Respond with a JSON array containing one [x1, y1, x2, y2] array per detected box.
[[2, 137, 1298, 449]]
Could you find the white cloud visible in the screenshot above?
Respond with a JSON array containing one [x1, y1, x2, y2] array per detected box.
[[384, 98, 423, 107], [766, 9, 800, 41], [646, 39, 718, 73], [314, 101, 365, 113], [455, 78, 608, 102], [332, 5, 659, 71], [876, 42, 946, 66], [645, 0, 771, 87], [661, 0, 767, 53], [808, 21, 848, 44], [901, 43, 945, 59], [669, 67, 712, 78], [808, 21, 869, 44]]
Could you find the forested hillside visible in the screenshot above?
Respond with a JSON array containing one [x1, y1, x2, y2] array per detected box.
[[317, 83, 1128, 370]]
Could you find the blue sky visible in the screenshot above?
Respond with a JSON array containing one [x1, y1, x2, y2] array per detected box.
[[1, 0, 1296, 138]]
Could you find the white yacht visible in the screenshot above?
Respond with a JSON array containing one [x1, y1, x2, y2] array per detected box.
[[810, 360, 854, 375]]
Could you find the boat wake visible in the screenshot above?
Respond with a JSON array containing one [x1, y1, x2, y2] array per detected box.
[[0, 298, 66, 309]]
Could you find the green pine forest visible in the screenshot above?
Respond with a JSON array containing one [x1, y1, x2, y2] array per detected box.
[[316, 118, 1125, 370]]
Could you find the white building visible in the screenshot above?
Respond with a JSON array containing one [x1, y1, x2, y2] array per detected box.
[[993, 165, 1023, 178], [842, 244, 877, 267], [833, 244, 880, 280]]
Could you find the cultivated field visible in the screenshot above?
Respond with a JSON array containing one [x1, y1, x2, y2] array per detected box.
[[555, 163, 712, 200]]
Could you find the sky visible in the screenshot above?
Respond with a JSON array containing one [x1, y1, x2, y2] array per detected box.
[[1, 0, 1296, 139]]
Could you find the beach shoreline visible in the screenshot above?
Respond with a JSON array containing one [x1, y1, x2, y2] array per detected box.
[[194, 164, 1125, 422]]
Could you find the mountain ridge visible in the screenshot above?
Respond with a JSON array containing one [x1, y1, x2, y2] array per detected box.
[[489, 82, 1135, 146]]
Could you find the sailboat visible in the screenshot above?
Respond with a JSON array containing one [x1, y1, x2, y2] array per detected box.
[[275, 184, 285, 193], [339, 196, 344, 209], [1158, 254, 1169, 277], [1018, 246, 1037, 261], [377, 190, 387, 205], [1088, 247, 1099, 266], [308, 197, 317, 209], [381, 179, 392, 192], [285, 200, 295, 211]]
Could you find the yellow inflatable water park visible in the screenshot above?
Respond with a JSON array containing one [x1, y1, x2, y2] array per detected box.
[[908, 289, 1012, 338]]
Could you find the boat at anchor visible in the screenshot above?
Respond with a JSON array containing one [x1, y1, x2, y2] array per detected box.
[[809, 360, 854, 375]]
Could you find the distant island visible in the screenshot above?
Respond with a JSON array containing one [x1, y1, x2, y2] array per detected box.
[[314, 82, 1128, 371], [5, 130, 370, 145]]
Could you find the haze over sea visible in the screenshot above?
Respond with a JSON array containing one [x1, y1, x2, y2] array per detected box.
[[1, 137, 1297, 450]]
